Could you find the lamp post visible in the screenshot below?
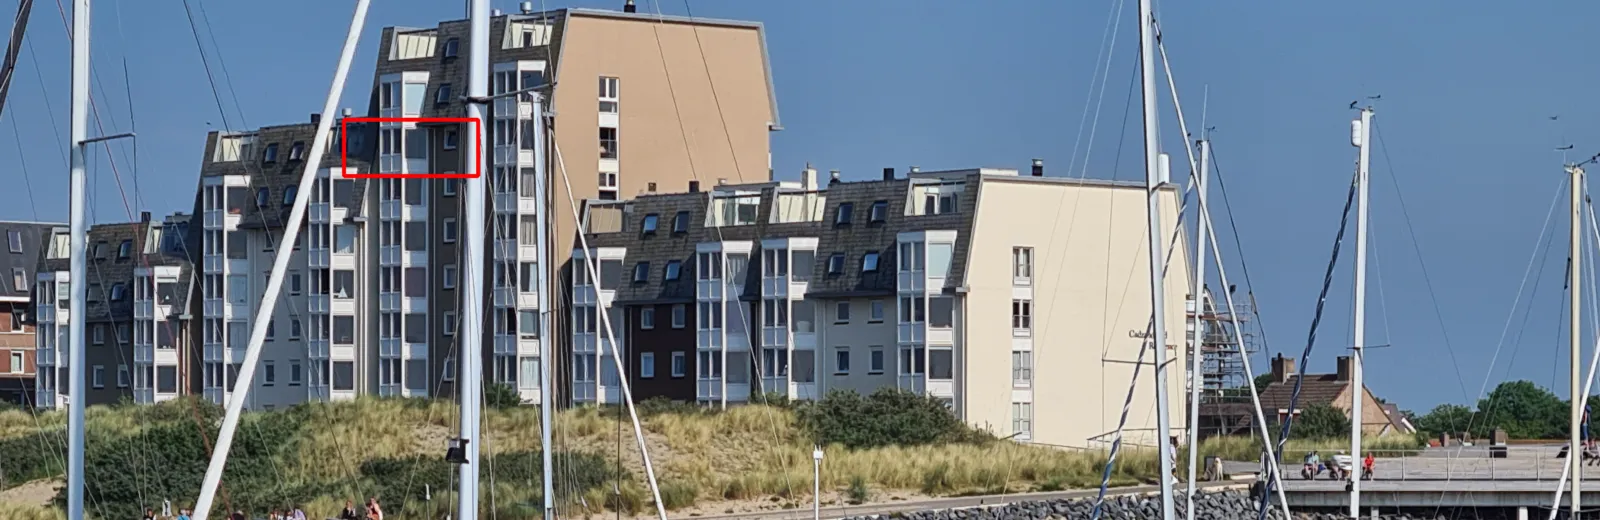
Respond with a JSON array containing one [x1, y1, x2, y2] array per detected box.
[[813, 445, 824, 520]]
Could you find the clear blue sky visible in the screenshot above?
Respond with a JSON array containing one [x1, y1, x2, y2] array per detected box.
[[5, 0, 1600, 414]]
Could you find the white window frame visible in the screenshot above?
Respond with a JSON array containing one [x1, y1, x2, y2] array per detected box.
[[640, 352, 655, 378], [1012, 402, 1033, 440], [444, 311, 457, 336], [6, 230, 20, 253], [640, 308, 655, 330], [117, 364, 130, 388], [1012, 350, 1033, 387], [1012, 299, 1033, 336], [834, 346, 850, 375], [868, 346, 885, 374], [443, 264, 458, 290], [672, 304, 686, 329], [835, 301, 850, 323], [443, 218, 459, 243], [671, 352, 686, 378], [1013, 247, 1034, 283], [92, 365, 105, 388], [598, 76, 619, 112]]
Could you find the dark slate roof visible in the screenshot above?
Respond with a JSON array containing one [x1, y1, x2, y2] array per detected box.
[[0, 221, 63, 298], [36, 218, 193, 323], [582, 175, 978, 304], [196, 121, 375, 231], [1259, 374, 1349, 412]]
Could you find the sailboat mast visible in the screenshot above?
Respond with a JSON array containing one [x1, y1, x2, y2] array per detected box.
[[66, 0, 88, 519], [1183, 138, 1210, 520], [1349, 106, 1373, 518], [1571, 162, 1586, 518], [1135, 0, 1176, 516], [458, 0, 491, 517], [533, 85, 556, 520]]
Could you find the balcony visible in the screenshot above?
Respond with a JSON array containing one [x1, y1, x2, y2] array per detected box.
[[204, 210, 223, 229], [310, 202, 331, 224], [204, 298, 223, 317], [898, 374, 926, 394], [204, 255, 223, 274], [696, 378, 722, 402], [898, 271, 926, 293], [135, 301, 154, 319]]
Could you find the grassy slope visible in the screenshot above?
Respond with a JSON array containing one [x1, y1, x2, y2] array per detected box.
[[0, 398, 1162, 519]]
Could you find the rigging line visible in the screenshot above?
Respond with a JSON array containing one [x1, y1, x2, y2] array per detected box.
[[8, 114, 41, 218], [1369, 224, 1394, 357], [22, 35, 65, 167], [1206, 151, 1273, 361], [0, 0, 35, 123], [1370, 124, 1472, 407], [1099, 63, 1138, 359], [178, 0, 233, 132], [1065, 0, 1127, 179], [1256, 170, 1359, 520], [192, 0, 249, 127]]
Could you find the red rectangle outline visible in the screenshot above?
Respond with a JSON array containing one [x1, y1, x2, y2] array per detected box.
[[340, 117, 482, 179]]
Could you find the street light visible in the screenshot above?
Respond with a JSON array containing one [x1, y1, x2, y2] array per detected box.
[[813, 445, 824, 520]]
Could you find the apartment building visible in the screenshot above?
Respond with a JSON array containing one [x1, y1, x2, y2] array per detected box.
[[0, 221, 60, 406], [182, 4, 778, 408], [34, 213, 197, 409], [574, 164, 1192, 448]]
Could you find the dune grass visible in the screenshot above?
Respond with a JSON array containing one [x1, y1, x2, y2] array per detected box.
[[1188, 434, 1425, 464], [0, 397, 1164, 518]]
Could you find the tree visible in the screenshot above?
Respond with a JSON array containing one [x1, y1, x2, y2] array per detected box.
[[1475, 380, 1565, 439], [485, 382, 522, 409], [1415, 404, 1474, 437], [1254, 373, 1275, 395], [1289, 403, 1349, 439]]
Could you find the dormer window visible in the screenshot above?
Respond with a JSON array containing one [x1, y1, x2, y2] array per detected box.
[[110, 283, 126, 301], [861, 252, 880, 272], [263, 143, 279, 163], [665, 260, 682, 281], [443, 38, 459, 58], [633, 262, 650, 283], [828, 253, 845, 275], [673, 211, 690, 233], [117, 240, 132, 259], [256, 187, 270, 207], [436, 83, 453, 106], [444, 129, 459, 150], [835, 202, 854, 226], [283, 185, 298, 207], [289, 141, 306, 161], [641, 214, 659, 235], [870, 200, 888, 223]]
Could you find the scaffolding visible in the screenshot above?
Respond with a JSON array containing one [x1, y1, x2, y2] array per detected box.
[[1185, 286, 1263, 401]]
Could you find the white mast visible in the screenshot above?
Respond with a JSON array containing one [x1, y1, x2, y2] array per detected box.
[[532, 84, 556, 520], [1183, 138, 1209, 519], [1136, 0, 1176, 516], [66, 1, 88, 519], [1571, 162, 1586, 518], [459, 0, 491, 517], [1349, 106, 1373, 518], [191, 1, 373, 517]]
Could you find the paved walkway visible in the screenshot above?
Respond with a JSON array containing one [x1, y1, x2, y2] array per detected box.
[[692, 481, 1246, 520], [1226, 445, 1599, 482]]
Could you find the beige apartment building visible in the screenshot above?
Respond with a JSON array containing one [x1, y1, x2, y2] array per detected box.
[[182, 4, 779, 408], [576, 162, 1190, 449]]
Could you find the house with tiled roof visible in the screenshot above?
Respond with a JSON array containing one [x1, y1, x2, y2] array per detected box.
[[1258, 354, 1412, 436]]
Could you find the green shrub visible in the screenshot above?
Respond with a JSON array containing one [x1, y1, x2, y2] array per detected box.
[[484, 383, 522, 409], [796, 388, 991, 449], [846, 475, 869, 504], [657, 479, 699, 510]]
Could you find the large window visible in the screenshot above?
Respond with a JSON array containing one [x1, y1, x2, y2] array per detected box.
[[599, 128, 618, 159], [1012, 351, 1033, 387]]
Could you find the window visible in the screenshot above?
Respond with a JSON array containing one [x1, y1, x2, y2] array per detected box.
[[436, 83, 453, 105], [861, 252, 880, 272], [1012, 299, 1033, 334], [870, 200, 888, 222], [262, 361, 276, 386], [869, 347, 885, 374], [118, 240, 133, 259], [6, 230, 20, 253], [835, 202, 853, 225], [900, 346, 925, 375], [870, 300, 885, 322], [826, 253, 845, 275], [8, 352, 20, 373], [289, 141, 305, 160], [117, 365, 130, 388], [598, 76, 619, 112], [929, 296, 954, 328], [632, 262, 649, 283], [1012, 402, 1033, 440], [290, 318, 303, 339], [256, 187, 270, 207], [290, 361, 303, 386], [443, 311, 457, 336], [283, 185, 298, 207], [640, 353, 655, 378], [1014, 247, 1034, 282], [834, 347, 850, 374], [109, 283, 127, 301], [92, 365, 104, 388], [929, 349, 953, 379], [263, 143, 279, 163], [664, 261, 682, 281], [443, 218, 458, 243], [673, 211, 690, 233], [443, 264, 457, 290], [900, 296, 925, 323], [599, 128, 618, 159], [835, 301, 850, 323], [442, 178, 458, 196], [599, 172, 619, 189], [518, 309, 539, 337], [1013, 350, 1033, 386], [333, 361, 355, 391], [442, 357, 456, 381], [333, 316, 355, 345], [443, 37, 459, 58], [671, 352, 686, 378], [672, 304, 686, 329], [640, 308, 655, 329], [641, 214, 658, 234], [289, 272, 303, 295], [93, 324, 105, 345], [444, 129, 459, 151]]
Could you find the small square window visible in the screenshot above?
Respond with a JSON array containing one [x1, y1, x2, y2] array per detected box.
[[671, 352, 686, 378], [633, 262, 650, 283], [289, 141, 305, 160], [117, 240, 133, 259], [444, 312, 457, 336], [282, 185, 298, 207], [641, 214, 659, 234], [263, 143, 279, 163], [827, 253, 845, 275], [836, 302, 850, 323], [444, 129, 459, 151], [870, 200, 888, 222], [641, 308, 656, 329], [870, 300, 885, 322], [672, 304, 686, 329], [673, 211, 690, 233], [443, 178, 458, 196], [6, 230, 20, 253], [869, 347, 885, 374], [835, 202, 854, 226], [443, 218, 459, 243], [435, 83, 453, 105], [110, 283, 126, 301], [256, 187, 270, 207], [835, 347, 850, 375], [861, 252, 880, 272], [641, 352, 656, 378], [443, 264, 458, 290], [664, 260, 682, 281], [443, 38, 460, 58]]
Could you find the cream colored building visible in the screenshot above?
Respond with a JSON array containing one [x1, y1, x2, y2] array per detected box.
[[576, 162, 1190, 448]]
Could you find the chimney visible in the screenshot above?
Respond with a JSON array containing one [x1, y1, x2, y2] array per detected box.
[[801, 163, 819, 191], [688, 180, 700, 193], [829, 169, 841, 185], [1336, 356, 1353, 382], [909, 166, 921, 174], [140, 211, 151, 223], [342, 107, 353, 118], [882, 167, 895, 181], [520, 1, 534, 14], [624, 0, 637, 13], [1271, 354, 1296, 384], [1031, 159, 1044, 177], [647, 182, 657, 193], [492, 8, 502, 16], [310, 113, 321, 125]]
